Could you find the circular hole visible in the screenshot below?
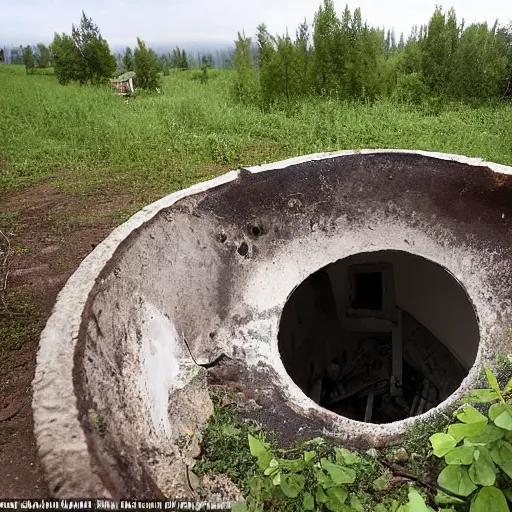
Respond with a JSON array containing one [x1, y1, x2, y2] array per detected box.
[[237, 242, 249, 257], [218, 233, 227, 244], [278, 250, 479, 425], [251, 226, 262, 237]]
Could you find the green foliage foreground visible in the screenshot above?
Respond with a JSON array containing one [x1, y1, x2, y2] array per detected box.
[[195, 365, 512, 512], [429, 367, 512, 512]]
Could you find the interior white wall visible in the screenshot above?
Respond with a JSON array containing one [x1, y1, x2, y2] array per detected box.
[[326, 251, 479, 370]]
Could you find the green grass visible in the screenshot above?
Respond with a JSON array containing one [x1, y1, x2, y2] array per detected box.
[[1, 64, 511, 198]]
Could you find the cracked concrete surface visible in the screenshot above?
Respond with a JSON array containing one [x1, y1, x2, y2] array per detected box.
[[32, 150, 512, 498]]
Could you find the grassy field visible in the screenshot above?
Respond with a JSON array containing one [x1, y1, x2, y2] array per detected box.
[[1, 64, 512, 217]]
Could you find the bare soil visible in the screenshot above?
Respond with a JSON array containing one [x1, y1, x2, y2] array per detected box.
[[0, 184, 140, 498]]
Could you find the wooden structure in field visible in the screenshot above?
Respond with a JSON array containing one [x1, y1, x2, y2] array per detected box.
[[110, 71, 135, 97]]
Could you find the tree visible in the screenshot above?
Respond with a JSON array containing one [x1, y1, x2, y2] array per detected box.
[[170, 47, 188, 69], [10, 46, 22, 65], [71, 11, 117, 84], [398, 33, 405, 49], [122, 47, 134, 72], [295, 19, 312, 96], [311, 0, 340, 94], [36, 43, 51, 68], [51, 33, 81, 85], [233, 32, 259, 104], [133, 37, 161, 91], [22, 45, 35, 73], [497, 23, 512, 98], [201, 53, 214, 67], [450, 22, 508, 100], [51, 12, 116, 85], [181, 49, 189, 69]]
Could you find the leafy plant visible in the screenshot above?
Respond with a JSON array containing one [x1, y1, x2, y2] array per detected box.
[[229, 432, 446, 512], [231, 433, 364, 511], [429, 366, 512, 512], [193, 388, 260, 490]]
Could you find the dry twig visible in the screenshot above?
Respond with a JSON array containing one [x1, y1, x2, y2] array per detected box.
[[0, 228, 11, 313]]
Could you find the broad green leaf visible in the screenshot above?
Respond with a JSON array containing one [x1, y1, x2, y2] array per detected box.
[[278, 457, 304, 473], [303, 492, 315, 510], [448, 422, 487, 443], [465, 424, 505, 445], [503, 489, 512, 502], [435, 491, 466, 505], [230, 502, 247, 512], [326, 486, 348, 505], [504, 375, 512, 394], [494, 408, 512, 431], [248, 434, 272, 471], [335, 447, 361, 466], [349, 494, 364, 512], [304, 450, 316, 463], [317, 470, 338, 489], [430, 433, 458, 457], [272, 472, 281, 486], [463, 389, 500, 404], [490, 440, 512, 479], [456, 406, 488, 424], [445, 445, 475, 465], [321, 458, 357, 484], [316, 485, 328, 504], [402, 488, 430, 512], [373, 472, 392, 491], [263, 458, 280, 476], [468, 448, 496, 486], [489, 403, 510, 422], [280, 473, 305, 498], [470, 486, 509, 512], [438, 465, 478, 497], [485, 366, 504, 402]]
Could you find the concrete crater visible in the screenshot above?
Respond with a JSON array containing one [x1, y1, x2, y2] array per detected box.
[[32, 150, 512, 499]]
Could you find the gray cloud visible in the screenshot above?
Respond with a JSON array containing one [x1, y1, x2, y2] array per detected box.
[[1, 0, 510, 48]]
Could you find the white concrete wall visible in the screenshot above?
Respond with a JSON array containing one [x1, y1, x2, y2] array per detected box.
[[326, 251, 479, 370]]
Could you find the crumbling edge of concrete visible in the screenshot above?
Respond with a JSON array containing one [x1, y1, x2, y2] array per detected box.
[[31, 150, 511, 498]]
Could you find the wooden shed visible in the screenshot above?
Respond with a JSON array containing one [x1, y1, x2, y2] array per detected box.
[[110, 71, 135, 96]]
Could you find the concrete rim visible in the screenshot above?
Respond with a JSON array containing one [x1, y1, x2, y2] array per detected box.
[[32, 149, 512, 497]]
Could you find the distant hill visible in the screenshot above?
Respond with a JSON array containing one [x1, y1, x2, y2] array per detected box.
[[111, 41, 235, 56]]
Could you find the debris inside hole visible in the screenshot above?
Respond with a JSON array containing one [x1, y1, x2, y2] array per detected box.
[[237, 242, 249, 257], [278, 251, 479, 424], [218, 233, 227, 244]]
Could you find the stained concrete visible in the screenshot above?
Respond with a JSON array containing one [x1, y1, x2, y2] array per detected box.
[[32, 150, 512, 498]]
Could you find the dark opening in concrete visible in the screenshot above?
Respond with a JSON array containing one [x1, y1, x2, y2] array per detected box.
[[278, 250, 480, 424]]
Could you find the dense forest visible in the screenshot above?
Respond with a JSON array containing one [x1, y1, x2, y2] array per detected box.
[[232, 1, 512, 108]]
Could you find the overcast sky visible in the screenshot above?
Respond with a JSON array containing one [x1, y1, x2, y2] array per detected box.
[[1, 0, 511, 49]]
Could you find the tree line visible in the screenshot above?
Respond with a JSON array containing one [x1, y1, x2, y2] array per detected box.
[[3, 11, 208, 91], [233, 1, 512, 109]]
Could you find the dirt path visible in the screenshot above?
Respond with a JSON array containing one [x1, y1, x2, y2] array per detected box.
[[0, 184, 136, 498]]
